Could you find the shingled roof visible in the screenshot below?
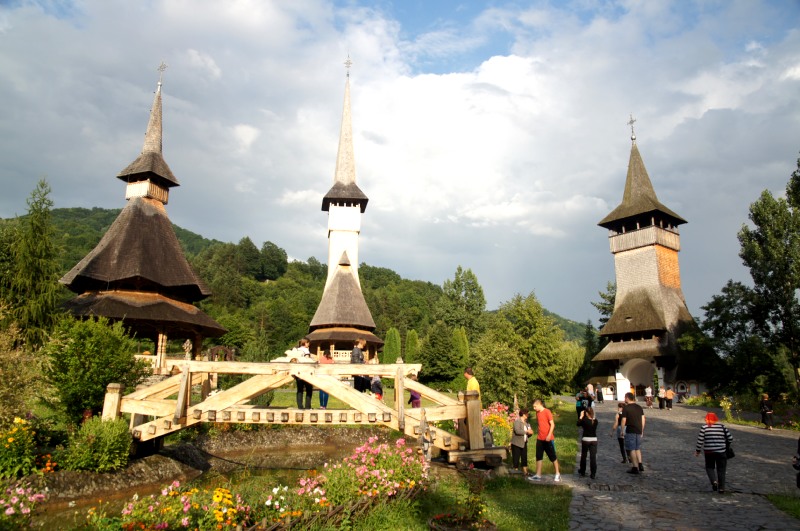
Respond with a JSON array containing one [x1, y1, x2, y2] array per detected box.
[[64, 290, 226, 338], [598, 142, 686, 229], [309, 252, 376, 331], [322, 74, 368, 213], [117, 79, 179, 189], [60, 197, 211, 302], [599, 288, 668, 336]]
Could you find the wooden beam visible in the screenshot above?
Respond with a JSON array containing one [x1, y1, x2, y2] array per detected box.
[[404, 379, 461, 406], [120, 398, 176, 417], [173, 366, 190, 424], [171, 361, 422, 377]]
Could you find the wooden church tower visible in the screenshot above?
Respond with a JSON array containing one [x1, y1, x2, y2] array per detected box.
[[306, 60, 382, 360], [60, 65, 225, 371], [592, 118, 701, 399]]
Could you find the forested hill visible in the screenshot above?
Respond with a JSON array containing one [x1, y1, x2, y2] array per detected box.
[[9, 207, 587, 346]]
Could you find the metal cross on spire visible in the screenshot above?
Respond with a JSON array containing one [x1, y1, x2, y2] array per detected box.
[[157, 61, 168, 84], [344, 54, 352, 78], [628, 113, 637, 143]]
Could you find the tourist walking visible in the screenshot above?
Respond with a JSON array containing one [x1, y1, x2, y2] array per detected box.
[[317, 346, 335, 409], [621, 392, 646, 474], [610, 402, 629, 463], [511, 408, 534, 477], [694, 412, 734, 493], [645, 385, 653, 409], [759, 393, 774, 430], [294, 339, 313, 409], [577, 407, 599, 479], [665, 387, 675, 410], [529, 399, 561, 482], [350, 338, 369, 392], [596, 384, 604, 404], [658, 386, 666, 410]]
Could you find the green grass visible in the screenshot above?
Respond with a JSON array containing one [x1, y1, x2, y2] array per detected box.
[[768, 493, 800, 520]]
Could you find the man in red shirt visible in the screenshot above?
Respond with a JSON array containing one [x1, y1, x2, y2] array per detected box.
[[528, 399, 561, 482]]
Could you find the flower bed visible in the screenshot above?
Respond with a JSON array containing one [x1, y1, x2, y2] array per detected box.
[[84, 436, 429, 530]]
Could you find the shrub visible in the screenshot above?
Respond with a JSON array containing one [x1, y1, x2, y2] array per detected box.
[[0, 308, 46, 430], [43, 316, 150, 424], [59, 417, 131, 473], [321, 437, 428, 506], [0, 418, 37, 479]]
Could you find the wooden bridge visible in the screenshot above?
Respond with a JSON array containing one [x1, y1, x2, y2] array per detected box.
[[102, 361, 505, 465]]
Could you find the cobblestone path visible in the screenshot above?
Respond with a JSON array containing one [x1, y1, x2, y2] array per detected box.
[[557, 401, 800, 530]]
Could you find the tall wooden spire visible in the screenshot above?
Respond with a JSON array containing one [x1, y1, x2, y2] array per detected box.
[[307, 59, 381, 360]]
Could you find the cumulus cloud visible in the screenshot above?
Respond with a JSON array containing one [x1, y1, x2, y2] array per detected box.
[[0, 0, 799, 322]]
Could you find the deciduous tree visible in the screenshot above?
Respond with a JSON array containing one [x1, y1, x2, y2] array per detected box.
[[437, 266, 486, 339], [738, 154, 800, 388]]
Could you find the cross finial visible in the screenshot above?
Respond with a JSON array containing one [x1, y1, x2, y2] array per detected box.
[[344, 54, 352, 78], [157, 61, 168, 84], [627, 113, 637, 143]]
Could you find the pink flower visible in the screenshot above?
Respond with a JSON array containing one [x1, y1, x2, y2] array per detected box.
[[5, 507, 14, 515], [21, 507, 30, 515], [181, 517, 189, 527]]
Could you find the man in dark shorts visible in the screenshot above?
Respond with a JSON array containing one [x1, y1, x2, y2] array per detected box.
[[621, 392, 646, 474], [528, 399, 561, 482]]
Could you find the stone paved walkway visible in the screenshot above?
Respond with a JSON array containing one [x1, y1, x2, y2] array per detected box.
[[557, 401, 800, 530]]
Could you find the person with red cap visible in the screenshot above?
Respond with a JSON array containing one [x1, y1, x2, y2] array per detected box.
[[695, 412, 734, 493]]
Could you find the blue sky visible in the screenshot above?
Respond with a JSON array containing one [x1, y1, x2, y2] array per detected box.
[[1, 0, 799, 324]]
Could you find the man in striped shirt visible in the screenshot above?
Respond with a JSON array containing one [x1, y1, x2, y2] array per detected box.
[[695, 412, 734, 493]]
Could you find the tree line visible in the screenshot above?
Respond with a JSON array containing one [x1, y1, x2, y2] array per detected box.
[[3, 152, 800, 430]]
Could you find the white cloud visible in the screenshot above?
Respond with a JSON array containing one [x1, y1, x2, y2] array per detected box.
[[1, 0, 799, 322]]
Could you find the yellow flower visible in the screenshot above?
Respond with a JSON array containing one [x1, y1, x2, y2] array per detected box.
[[7, 438, 13, 443]]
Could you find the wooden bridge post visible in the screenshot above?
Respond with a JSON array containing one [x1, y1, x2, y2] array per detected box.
[[395, 366, 405, 431], [102, 383, 123, 421], [464, 390, 484, 450]]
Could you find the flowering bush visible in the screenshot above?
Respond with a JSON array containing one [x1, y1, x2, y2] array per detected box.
[[322, 437, 428, 506], [720, 396, 734, 422], [109, 481, 252, 530], [0, 418, 37, 479], [0, 481, 47, 528], [481, 403, 515, 448]]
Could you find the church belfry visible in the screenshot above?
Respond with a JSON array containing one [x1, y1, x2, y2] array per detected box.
[[307, 58, 381, 360], [592, 117, 703, 400]]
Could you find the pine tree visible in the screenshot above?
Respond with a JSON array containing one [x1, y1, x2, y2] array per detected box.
[[452, 326, 469, 368], [405, 329, 419, 363], [6, 179, 62, 348], [383, 327, 401, 363]]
